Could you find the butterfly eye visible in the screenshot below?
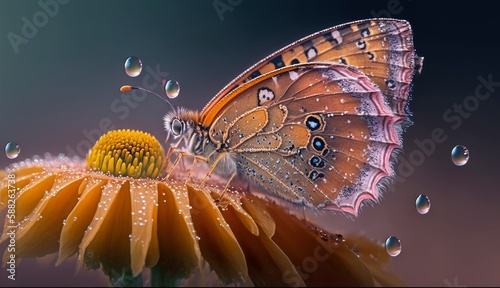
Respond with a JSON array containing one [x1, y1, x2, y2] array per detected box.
[[171, 118, 184, 136]]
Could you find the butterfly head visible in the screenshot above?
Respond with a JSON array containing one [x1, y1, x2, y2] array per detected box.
[[163, 107, 209, 152], [164, 107, 200, 137]]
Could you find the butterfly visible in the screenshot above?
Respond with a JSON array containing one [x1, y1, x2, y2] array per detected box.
[[159, 18, 423, 216]]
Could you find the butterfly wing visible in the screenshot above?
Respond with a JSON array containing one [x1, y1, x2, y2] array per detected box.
[[202, 18, 422, 125], [198, 18, 423, 215], [202, 63, 403, 216]]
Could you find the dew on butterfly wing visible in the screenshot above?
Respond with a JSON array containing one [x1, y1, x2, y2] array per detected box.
[[385, 236, 401, 257], [451, 145, 469, 166], [124, 56, 142, 77], [415, 194, 431, 214], [5, 142, 20, 159], [165, 80, 180, 99]]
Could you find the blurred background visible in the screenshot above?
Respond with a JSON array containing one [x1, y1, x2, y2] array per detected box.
[[0, 0, 499, 286]]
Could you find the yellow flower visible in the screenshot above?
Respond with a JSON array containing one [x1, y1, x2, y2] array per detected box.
[[0, 129, 404, 286]]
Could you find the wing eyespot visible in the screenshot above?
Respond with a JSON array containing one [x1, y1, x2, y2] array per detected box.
[[304, 114, 325, 132]]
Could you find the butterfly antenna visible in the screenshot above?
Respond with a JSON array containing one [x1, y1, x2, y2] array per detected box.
[[120, 85, 176, 112]]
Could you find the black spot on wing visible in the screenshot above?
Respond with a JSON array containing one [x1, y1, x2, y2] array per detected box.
[[338, 25, 353, 36], [357, 22, 370, 29], [304, 114, 324, 131], [270, 55, 285, 69], [386, 79, 396, 90], [356, 40, 366, 50], [323, 32, 339, 45], [309, 155, 325, 169], [248, 70, 261, 81], [311, 136, 327, 153], [308, 170, 325, 181], [360, 28, 370, 37], [301, 40, 314, 51]]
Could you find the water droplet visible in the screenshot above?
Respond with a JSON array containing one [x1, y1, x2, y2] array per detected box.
[[416, 194, 431, 214], [164, 80, 180, 98], [451, 145, 469, 166], [334, 233, 345, 243], [124, 56, 142, 77], [5, 142, 20, 159], [351, 247, 360, 257], [385, 236, 402, 257]]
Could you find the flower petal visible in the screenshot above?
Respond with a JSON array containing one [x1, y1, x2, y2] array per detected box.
[[2, 173, 84, 262], [1, 154, 405, 286], [145, 197, 160, 270], [0, 168, 41, 210], [344, 234, 406, 286], [78, 179, 131, 274], [1, 173, 55, 229], [153, 181, 201, 285], [210, 190, 259, 237], [129, 179, 159, 276], [267, 204, 376, 286], [241, 196, 276, 237], [221, 195, 305, 286], [57, 178, 107, 266], [187, 184, 251, 285]]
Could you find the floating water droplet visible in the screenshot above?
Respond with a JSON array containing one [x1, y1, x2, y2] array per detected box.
[[451, 145, 469, 166], [416, 194, 431, 214], [385, 236, 401, 257], [124, 56, 142, 77], [5, 142, 20, 159], [164, 80, 180, 98]]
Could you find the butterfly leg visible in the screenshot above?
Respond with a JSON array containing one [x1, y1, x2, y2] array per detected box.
[[165, 146, 183, 179], [164, 138, 186, 175], [195, 151, 238, 205], [166, 148, 209, 184], [199, 151, 229, 187], [214, 171, 237, 205], [166, 148, 195, 180], [183, 154, 210, 185]]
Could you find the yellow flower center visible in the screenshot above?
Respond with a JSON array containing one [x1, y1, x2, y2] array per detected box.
[[86, 129, 165, 178]]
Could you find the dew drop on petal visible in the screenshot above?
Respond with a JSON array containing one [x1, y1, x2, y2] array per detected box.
[[415, 194, 431, 214], [124, 56, 142, 77], [164, 80, 180, 99], [5, 142, 20, 159], [451, 145, 469, 166], [385, 236, 401, 257]]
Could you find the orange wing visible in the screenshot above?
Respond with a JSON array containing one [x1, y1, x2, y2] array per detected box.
[[197, 18, 423, 215], [202, 63, 404, 215], [200, 18, 422, 126]]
